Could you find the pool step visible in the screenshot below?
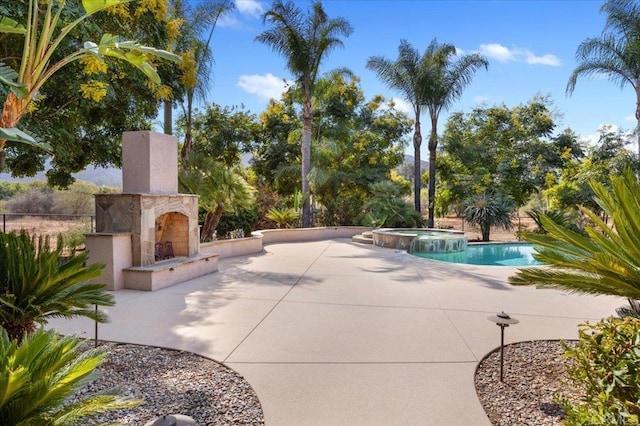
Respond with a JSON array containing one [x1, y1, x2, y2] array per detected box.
[[352, 231, 373, 245]]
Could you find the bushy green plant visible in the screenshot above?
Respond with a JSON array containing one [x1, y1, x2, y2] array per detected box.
[[463, 192, 514, 241], [558, 317, 640, 425], [266, 206, 299, 228], [526, 208, 585, 236], [0, 328, 142, 425], [0, 231, 113, 341], [216, 206, 259, 239], [0, 181, 27, 201], [363, 181, 423, 228]]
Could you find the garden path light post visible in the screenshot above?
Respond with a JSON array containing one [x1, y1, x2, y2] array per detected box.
[[487, 311, 519, 382]]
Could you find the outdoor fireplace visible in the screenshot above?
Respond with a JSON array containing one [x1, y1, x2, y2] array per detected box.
[[93, 131, 199, 266], [86, 131, 218, 291]]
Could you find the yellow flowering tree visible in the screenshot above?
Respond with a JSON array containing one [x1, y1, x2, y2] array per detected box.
[[0, 0, 181, 169]]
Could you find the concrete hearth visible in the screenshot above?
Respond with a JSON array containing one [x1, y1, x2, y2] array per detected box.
[[86, 131, 218, 291]]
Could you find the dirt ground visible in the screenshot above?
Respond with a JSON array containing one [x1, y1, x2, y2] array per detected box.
[[434, 215, 536, 242]]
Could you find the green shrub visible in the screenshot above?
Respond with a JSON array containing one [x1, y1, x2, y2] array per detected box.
[[363, 181, 423, 228], [266, 206, 299, 228], [216, 206, 259, 239], [0, 181, 28, 201], [558, 317, 640, 425], [0, 231, 113, 341], [0, 328, 142, 424]]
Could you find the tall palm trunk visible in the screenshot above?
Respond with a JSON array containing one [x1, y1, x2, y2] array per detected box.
[[163, 101, 173, 135], [427, 112, 438, 228], [301, 97, 313, 228], [181, 91, 196, 159], [412, 115, 422, 213], [201, 205, 225, 242]]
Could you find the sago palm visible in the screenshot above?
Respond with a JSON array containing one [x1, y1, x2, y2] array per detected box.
[[257, 0, 353, 227], [0, 328, 142, 425], [510, 169, 640, 303], [0, 232, 113, 342], [567, 0, 640, 155]]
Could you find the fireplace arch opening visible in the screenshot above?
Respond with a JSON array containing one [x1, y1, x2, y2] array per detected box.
[[155, 212, 189, 260]]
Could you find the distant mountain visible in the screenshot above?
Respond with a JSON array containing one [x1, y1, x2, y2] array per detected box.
[[404, 155, 429, 171], [0, 165, 123, 188]]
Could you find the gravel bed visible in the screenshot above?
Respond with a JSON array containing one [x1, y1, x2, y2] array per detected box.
[[76, 342, 264, 425], [475, 340, 580, 426]]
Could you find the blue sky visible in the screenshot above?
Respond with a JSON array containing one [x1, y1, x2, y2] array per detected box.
[[187, 0, 638, 157]]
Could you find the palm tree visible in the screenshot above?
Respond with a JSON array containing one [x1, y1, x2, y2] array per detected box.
[[0, 232, 114, 342], [367, 40, 432, 215], [256, 0, 353, 227], [164, 0, 236, 159], [179, 153, 255, 242], [510, 169, 640, 304], [367, 39, 487, 224], [423, 39, 488, 228], [0, 328, 142, 424], [567, 0, 640, 156], [463, 192, 514, 241]]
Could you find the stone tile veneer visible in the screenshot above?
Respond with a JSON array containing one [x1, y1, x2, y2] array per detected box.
[[95, 193, 199, 266]]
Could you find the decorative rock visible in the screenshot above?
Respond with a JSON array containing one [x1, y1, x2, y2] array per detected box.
[[75, 342, 264, 425], [475, 340, 580, 426], [144, 414, 197, 426]]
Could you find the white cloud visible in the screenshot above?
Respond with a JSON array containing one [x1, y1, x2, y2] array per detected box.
[[454, 47, 465, 56], [235, 0, 264, 18], [237, 73, 288, 102], [477, 43, 560, 67], [473, 95, 489, 104], [390, 97, 413, 115], [524, 51, 561, 66], [625, 114, 636, 122], [218, 15, 242, 28], [479, 43, 516, 63]]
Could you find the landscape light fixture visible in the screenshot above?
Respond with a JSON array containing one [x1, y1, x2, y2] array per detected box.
[[487, 311, 519, 382]]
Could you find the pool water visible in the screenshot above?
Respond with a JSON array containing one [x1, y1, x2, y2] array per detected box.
[[411, 243, 541, 266]]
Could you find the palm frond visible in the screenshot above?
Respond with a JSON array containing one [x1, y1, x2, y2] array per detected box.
[[510, 169, 640, 300]]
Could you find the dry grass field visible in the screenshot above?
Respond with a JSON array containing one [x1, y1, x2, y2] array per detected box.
[[2, 215, 93, 248]]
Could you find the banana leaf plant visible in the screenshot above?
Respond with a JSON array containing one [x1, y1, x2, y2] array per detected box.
[[510, 169, 640, 308], [0, 0, 181, 166]]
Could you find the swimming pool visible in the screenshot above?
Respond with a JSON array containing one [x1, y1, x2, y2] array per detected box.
[[410, 243, 542, 266]]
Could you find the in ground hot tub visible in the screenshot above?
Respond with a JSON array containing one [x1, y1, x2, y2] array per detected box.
[[371, 228, 467, 253]]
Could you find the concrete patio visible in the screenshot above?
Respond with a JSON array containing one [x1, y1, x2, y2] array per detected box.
[[48, 238, 623, 425]]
